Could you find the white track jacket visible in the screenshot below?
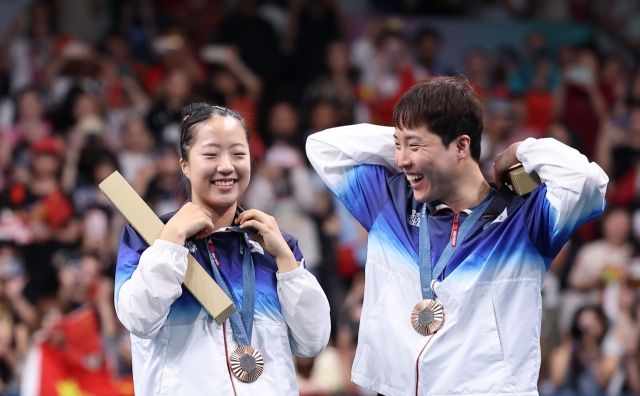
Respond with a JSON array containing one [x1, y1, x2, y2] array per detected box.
[[306, 124, 608, 396]]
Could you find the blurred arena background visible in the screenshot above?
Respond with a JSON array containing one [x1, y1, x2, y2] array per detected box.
[[0, 0, 640, 394]]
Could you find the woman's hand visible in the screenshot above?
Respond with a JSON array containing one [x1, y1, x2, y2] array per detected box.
[[159, 203, 215, 245], [235, 209, 298, 272]]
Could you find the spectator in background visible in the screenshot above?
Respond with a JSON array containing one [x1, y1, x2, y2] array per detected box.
[[479, 99, 514, 180], [202, 45, 265, 160], [303, 40, 358, 126], [286, 0, 347, 95], [246, 102, 323, 276], [599, 278, 640, 395], [143, 30, 205, 94], [117, 116, 155, 185], [359, 30, 416, 125], [0, 243, 31, 393], [464, 47, 490, 101], [146, 69, 191, 146], [601, 55, 628, 121], [70, 92, 106, 138], [522, 59, 555, 135], [0, 89, 51, 174], [549, 306, 617, 396], [306, 99, 340, 138], [596, 105, 640, 208], [350, 16, 383, 79], [413, 27, 456, 79], [0, 137, 78, 304], [546, 122, 575, 147], [555, 47, 614, 159], [509, 32, 561, 97], [491, 45, 521, 97], [217, 0, 282, 83], [138, 145, 185, 216], [564, 208, 633, 331], [266, 101, 303, 149], [9, 3, 55, 93]]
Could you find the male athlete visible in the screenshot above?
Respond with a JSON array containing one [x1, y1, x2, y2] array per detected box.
[[306, 77, 608, 396]]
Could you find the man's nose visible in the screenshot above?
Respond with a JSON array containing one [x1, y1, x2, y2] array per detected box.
[[395, 148, 412, 168]]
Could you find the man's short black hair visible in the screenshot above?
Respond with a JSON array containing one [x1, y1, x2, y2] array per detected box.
[[393, 77, 483, 162]]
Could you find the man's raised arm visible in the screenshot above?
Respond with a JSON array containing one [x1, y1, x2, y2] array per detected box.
[[306, 124, 398, 231], [496, 137, 609, 260]]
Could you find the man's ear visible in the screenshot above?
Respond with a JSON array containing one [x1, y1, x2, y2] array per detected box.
[[455, 135, 471, 160]]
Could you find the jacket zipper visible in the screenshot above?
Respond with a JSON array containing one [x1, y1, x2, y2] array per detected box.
[[207, 239, 220, 267], [450, 212, 459, 247], [223, 324, 238, 396], [415, 337, 434, 396]]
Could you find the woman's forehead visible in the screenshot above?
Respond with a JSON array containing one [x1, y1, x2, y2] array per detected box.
[[194, 117, 247, 146]]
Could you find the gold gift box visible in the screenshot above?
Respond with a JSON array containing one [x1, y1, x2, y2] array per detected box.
[[507, 164, 541, 196]]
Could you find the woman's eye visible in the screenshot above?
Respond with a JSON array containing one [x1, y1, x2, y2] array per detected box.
[[234, 152, 247, 157], [204, 153, 217, 158]]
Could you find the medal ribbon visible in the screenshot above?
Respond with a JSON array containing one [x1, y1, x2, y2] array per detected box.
[[207, 234, 256, 346], [419, 197, 491, 300]]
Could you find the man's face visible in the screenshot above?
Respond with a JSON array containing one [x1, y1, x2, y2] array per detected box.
[[394, 126, 459, 203]]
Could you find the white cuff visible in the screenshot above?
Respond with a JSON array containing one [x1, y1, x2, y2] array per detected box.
[[276, 262, 305, 281], [515, 137, 537, 173], [153, 239, 189, 255]]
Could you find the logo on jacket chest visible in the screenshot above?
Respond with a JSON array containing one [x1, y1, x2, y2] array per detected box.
[[408, 210, 420, 227], [184, 240, 197, 254]]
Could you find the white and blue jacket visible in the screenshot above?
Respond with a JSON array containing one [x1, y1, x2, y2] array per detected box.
[[115, 207, 331, 395], [306, 124, 608, 396]]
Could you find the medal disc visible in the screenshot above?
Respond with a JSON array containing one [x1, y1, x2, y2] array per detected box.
[[229, 346, 264, 382], [411, 299, 444, 336]]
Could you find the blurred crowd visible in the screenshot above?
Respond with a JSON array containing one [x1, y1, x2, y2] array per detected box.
[[0, 0, 640, 395]]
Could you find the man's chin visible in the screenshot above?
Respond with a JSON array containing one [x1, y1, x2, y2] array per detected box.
[[412, 190, 431, 204]]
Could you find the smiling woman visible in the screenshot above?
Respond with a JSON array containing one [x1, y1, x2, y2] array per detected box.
[[113, 103, 331, 395]]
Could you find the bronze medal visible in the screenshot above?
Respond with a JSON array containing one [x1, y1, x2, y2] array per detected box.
[[411, 299, 444, 336], [229, 346, 264, 383]]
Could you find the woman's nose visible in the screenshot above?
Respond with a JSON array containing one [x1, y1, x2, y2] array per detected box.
[[217, 154, 234, 173]]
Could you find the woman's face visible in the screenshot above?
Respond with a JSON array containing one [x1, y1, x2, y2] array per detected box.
[[181, 116, 251, 211]]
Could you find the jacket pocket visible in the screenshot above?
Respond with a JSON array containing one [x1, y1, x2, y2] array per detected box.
[[354, 274, 425, 395], [422, 284, 510, 395]]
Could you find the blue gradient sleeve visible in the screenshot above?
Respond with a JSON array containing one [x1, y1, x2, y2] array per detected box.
[[115, 225, 149, 304], [334, 164, 392, 231], [523, 184, 603, 262]]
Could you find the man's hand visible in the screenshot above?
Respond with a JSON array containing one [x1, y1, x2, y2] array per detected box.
[[493, 142, 522, 188]]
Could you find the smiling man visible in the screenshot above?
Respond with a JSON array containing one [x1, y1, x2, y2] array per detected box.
[[306, 77, 608, 396]]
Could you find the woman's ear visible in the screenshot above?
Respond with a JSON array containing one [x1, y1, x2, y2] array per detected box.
[[180, 158, 189, 178]]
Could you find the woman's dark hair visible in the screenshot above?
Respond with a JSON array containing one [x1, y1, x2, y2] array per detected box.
[[178, 103, 250, 198]]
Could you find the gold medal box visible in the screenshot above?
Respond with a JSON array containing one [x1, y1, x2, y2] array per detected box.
[[99, 171, 236, 324], [506, 164, 541, 196]]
